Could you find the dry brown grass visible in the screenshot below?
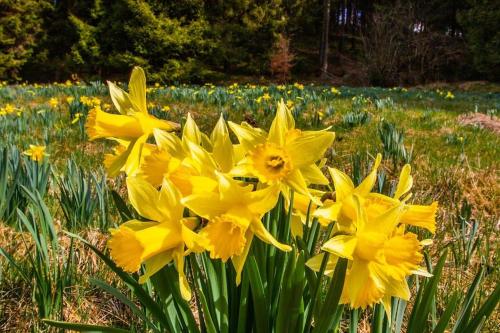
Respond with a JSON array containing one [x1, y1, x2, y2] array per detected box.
[[0, 224, 134, 332]]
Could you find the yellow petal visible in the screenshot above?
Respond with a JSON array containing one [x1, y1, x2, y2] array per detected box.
[[268, 99, 295, 146], [250, 218, 292, 252], [246, 184, 280, 216], [123, 134, 149, 176], [394, 164, 413, 199], [306, 253, 338, 276], [300, 164, 329, 185], [181, 218, 208, 253], [86, 107, 143, 140], [108, 222, 182, 273], [183, 113, 201, 145], [321, 235, 358, 260], [211, 115, 234, 172], [129, 67, 147, 113], [381, 296, 392, 321], [232, 231, 254, 285], [108, 81, 135, 115], [182, 192, 228, 219], [153, 129, 185, 158], [412, 267, 433, 277], [328, 167, 355, 201], [138, 251, 174, 284], [127, 176, 168, 221], [186, 141, 218, 173], [189, 175, 219, 195], [228, 121, 266, 152], [314, 202, 342, 224], [366, 202, 405, 235], [354, 153, 382, 196], [287, 131, 335, 168], [290, 214, 304, 239], [386, 278, 411, 300], [364, 193, 400, 221], [401, 202, 438, 233], [173, 248, 191, 300], [284, 168, 311, 198], [343, 260, 384, 309], [105, 139, 135, 177], [201, 132, 213, 150]]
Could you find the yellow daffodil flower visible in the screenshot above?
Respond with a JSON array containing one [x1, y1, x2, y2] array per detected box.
[[49, 98, 58, 108], [314, 154, 382, 228], [108, 177, 207, 300], [86, 67, 179, 176], [23, 145, 49, 162], [229, 100, 335, 201], [136, 113, 233, 194], [364, 164, 438, 233], [308, 196, 425, 316], [182, 173, 292, 284]]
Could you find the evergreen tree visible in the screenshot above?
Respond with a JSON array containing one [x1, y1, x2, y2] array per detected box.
[[0, 0, 46, 80], [459, 0, 500, 80]]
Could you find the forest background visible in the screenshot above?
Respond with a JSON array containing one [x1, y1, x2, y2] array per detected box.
[[1, 0, 499, 85]]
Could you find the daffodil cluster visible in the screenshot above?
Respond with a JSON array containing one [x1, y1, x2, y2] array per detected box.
[[306, 155, 438, 316], [87, 67, 437, 313]]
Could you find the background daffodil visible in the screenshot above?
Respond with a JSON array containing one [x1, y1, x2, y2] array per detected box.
[[23, 145, 49, 162], [86, 67, 179, 176]]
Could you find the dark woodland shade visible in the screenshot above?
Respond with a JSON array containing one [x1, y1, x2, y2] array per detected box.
[[0, 0, 498, 84]]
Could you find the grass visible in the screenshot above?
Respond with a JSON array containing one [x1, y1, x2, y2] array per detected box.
[[0, 82, 498, 331]]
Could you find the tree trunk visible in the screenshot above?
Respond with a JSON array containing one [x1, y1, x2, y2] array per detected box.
[[320, 0, 331, 79]]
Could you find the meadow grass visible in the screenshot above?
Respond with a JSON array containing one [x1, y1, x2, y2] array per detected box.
[[0, 82, 498, 331]]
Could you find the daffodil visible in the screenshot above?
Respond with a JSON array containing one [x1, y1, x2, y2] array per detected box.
[[136, 113, 233, 194], [23, 145, 49, 162], [363, 164, 438, 233], [108, 177, 207, 300], [86, 67, 179, 176], [308, 196, 425, 316], [48, 98, 59, 108], [182, 172, 292, 284], [229, 100, 334, 201], [314, 154, 382, 228]]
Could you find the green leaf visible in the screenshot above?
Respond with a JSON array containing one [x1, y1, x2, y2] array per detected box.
[[246, 255, 269, 333], [408, 250, 447, 333], [312, 257, 348, 333], [453, 266, 485, 332], [90, 278, 158, 331], [432, 292, 459, 333], [111, 190, 133, 222], [462, 283, 500, 333], [42, 319, 131, 332]]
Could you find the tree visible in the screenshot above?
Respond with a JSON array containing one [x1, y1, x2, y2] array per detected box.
[[458, 0, 500, 80], [0, 0, 46, 80], [270, 34, 295, 82], [319, 0, 331, 79]]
